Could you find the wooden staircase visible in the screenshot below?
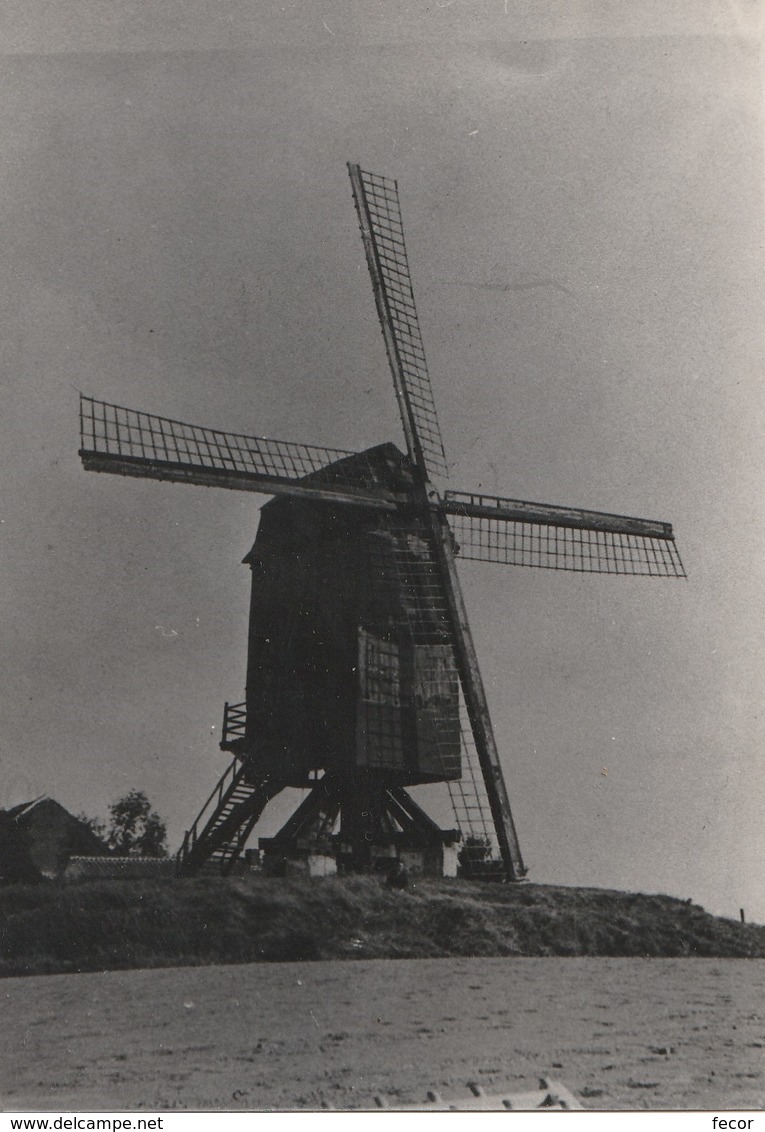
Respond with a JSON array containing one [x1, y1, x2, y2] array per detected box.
[[176, 755, 285, 877]]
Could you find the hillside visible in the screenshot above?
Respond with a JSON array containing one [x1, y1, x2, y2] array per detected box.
[[1, 875, 762, 977]]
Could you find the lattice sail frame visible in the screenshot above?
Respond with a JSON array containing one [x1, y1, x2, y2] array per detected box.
[[348, 165, 448, 481], [361, 519, 505, 859], [448, 513, 686, 577], [445, 490, 686, 578], [79, 395, 394, 504]]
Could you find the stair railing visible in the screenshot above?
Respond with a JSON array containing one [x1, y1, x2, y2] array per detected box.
[[222, 700, 247, 745], [176, 755, 240, 869]]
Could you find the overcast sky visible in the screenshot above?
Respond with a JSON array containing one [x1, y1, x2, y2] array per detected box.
[[1, 2, 762, 920]]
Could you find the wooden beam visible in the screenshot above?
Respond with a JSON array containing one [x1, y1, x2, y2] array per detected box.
[[347, 163, 425, 475], [424, 500, 526, 880], [443, 491, 674, 540], [80, 451, 398, 511]]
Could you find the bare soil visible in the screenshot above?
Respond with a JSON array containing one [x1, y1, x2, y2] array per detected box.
[[2, 957, 764, 1111]]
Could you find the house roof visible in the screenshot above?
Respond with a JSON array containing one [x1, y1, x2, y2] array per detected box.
[[6, 796, 49, 821]]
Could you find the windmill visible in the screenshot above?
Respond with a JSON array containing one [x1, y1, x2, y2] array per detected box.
[[79, 164, 686, 881]]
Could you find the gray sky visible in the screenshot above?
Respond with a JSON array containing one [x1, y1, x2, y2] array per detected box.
[[1, 2, 762, 920]]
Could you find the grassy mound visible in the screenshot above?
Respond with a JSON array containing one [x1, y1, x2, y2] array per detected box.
[[1, 876, 762, 977]]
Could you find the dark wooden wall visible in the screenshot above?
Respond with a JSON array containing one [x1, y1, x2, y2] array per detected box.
[[241, 447, 461, 787]]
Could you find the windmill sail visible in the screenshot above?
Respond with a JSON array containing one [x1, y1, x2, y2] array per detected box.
[[444, 490, 686, 577], [348, 164, 448, 481], [378, 514, 526, 879], [79, 395, 396, 509]]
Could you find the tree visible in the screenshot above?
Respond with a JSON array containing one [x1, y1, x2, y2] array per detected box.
[[107, 790, 168, 857], [80, 790, 168, 858]]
